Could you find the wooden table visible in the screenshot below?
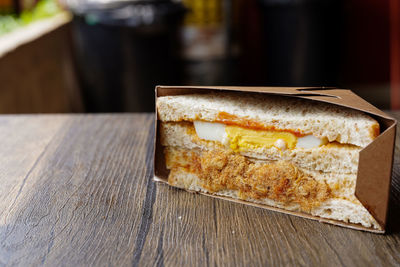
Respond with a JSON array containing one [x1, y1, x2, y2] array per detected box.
[[0, 113, 399, 266]]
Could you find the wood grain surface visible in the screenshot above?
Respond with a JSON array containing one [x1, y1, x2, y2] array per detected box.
[[0, 113, 399, 267]]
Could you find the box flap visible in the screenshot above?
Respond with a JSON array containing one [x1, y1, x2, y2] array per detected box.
[[156, 86, 393, 120], [356, 120, 397, 228]]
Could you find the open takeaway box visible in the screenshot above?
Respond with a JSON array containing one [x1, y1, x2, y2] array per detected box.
[[153, 86, 397, 233]]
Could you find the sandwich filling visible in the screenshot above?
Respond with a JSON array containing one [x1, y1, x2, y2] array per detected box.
[[163, 127, 379, 228], [194, 120, 328, 152], [166, 147, 332, 212], [164, 120, 355, 212]]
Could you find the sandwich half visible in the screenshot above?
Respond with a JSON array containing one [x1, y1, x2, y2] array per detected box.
[[157, 91, 381, 230]]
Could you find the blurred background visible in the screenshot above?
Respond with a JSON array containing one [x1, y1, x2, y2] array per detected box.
[[0, 0, 399, 113]]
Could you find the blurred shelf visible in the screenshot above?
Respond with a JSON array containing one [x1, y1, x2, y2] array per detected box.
[[0, 12, 71, 58], [0, 11, 83, 113]]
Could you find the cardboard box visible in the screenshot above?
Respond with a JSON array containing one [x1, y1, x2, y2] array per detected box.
[[154, 86, 397, 233]]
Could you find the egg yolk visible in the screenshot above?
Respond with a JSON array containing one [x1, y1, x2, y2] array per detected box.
[[225, 125, 297, 152]]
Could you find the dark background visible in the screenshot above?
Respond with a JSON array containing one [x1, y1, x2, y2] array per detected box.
[[0, 0, 398, 113]]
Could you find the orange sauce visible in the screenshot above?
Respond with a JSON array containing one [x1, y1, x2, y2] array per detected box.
[[215, 112, 305, 137], [370, 123, 380, 139]]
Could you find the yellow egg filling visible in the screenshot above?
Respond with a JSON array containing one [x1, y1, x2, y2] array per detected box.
[[225, 125, 297, 152]]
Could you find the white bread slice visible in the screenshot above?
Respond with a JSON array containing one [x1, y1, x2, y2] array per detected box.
[[161, 122, 360, 174], [157, 92, 379, 147], [168, 165, 380, 230]]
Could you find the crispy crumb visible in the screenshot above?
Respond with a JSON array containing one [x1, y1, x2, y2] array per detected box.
[[165, 147, 331, 212]]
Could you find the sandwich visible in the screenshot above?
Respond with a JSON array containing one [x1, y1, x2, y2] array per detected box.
[[156, 91, 381, 230]]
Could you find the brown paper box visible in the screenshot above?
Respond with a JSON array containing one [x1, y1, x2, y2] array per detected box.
[[153, 86, 397, 233]]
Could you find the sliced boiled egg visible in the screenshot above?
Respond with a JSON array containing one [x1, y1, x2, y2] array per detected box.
[[193, 120, 326, 150], [194, 121, 227, 142], [296, 135, 327, 149]]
